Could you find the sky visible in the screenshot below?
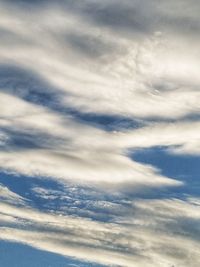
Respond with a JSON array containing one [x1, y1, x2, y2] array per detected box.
[[0, 0, 200, 266]]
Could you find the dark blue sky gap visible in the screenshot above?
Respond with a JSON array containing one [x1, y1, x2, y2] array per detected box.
[[0, 241, 106, 267], [131, 146, 200, 198], [0, 172, 131, 222]]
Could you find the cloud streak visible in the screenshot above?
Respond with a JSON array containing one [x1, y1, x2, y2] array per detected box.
[[0, 197, 200, 267]]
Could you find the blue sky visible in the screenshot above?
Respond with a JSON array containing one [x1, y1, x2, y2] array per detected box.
[[0, 0, 200, 266], [0, 241, 105, 267]]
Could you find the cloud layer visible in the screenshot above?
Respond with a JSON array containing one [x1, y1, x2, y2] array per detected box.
[[0, 195, 200, 267], [0, 0, 200, 266]]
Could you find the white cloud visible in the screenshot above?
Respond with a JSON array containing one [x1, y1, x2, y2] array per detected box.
[[0, 198, 200, 267], [0, 1, 200, 120], [116, 120, 200, 155], [0, 92, 182, 188]]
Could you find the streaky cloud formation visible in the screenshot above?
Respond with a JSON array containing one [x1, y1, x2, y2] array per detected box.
[[0, 0, 200, 266], [0, 197, 200, 267], [0, 91, 182, 187]]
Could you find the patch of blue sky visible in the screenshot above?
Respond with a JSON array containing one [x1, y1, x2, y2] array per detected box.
[[130, 146, 200, 199], [0, 241, 106, 267], [0, 172, 130, 223]]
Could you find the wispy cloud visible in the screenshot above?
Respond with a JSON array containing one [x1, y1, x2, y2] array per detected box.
[[0, 92, 182, 187], [0, 197, 200, 267], [0, 184, 25, 205]]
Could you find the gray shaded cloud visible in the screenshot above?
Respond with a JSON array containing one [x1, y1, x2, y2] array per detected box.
[[3, 0, 200, 39], [0, 197, 200, 267], [65, 32, 118, 59]]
